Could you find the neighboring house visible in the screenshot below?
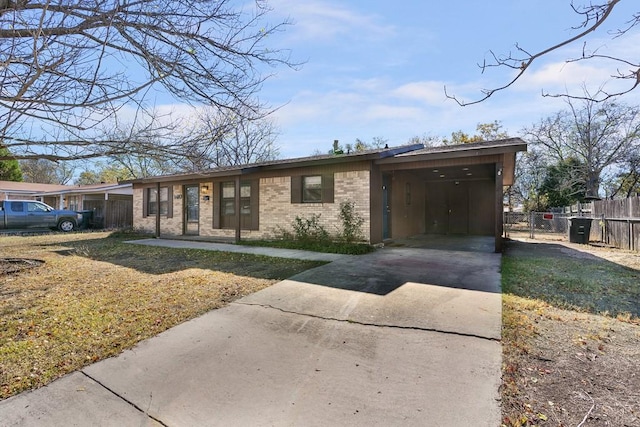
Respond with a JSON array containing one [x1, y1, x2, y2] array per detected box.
[[0, 181, 133, 229], [0, 181, 70, 202], [128, 138, 527, 252]]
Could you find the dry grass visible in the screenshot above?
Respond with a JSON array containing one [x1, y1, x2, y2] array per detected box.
[[0, 232, 324, 400], [501, 238, 640, 426]]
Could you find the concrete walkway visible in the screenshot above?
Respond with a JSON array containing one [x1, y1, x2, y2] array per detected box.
[[126, 238, 346, 262], [0, 237, 503, 427]]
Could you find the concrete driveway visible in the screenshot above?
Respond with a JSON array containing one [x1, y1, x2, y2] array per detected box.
[[0, 236, 502, 427]]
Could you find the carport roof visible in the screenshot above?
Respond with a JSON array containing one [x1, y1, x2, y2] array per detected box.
[[376, 138, 527, 164]]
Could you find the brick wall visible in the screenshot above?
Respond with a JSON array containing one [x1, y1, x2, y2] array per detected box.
[[132, 186, 182, 235], [259, 170, 371, 241], [133, 169, 372, 242]]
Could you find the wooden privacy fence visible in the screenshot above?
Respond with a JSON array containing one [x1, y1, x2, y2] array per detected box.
[[82, 197, 133, 229], [592, 196, 640, 252]]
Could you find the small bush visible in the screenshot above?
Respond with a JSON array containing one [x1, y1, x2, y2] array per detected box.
[[291, 213, 330, 242], [338, 201, 364, 243]]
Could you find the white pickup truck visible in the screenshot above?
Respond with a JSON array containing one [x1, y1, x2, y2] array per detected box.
[[0, 200, 82, 232]]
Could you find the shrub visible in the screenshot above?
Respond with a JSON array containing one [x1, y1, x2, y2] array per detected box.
[[338, 200, 364, 243], [291, 213, 330, 242]]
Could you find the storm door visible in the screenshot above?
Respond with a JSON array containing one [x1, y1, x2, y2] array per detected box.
[[184, 185, 199, 235]]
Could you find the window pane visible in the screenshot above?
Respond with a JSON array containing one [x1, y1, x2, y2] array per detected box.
[[223, 200, 235, 215], [147, 188, 157, 215], [240, 184, 251, 198], [303, 176, 322, 202], [222, 183, 235, 198], [159, 187, 168, 201]]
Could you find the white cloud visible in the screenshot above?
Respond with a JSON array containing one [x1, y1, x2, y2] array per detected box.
[[392, 81, 449, 105], [269, 0, 394, 42]]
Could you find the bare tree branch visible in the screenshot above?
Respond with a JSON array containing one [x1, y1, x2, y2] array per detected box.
[[445, 0, 639, 105], [1, 0, 297, 162]]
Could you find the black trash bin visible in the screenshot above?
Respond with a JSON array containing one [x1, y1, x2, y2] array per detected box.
[[568, 217, 592, 244], [78, 210, 94, 230]]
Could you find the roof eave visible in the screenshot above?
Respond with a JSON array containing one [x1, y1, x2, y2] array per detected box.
[[376, 142, 528, 165], [127, 144, 425, 185]]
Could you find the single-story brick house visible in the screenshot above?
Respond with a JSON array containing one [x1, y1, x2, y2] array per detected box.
[[129, 138, 526, 252]]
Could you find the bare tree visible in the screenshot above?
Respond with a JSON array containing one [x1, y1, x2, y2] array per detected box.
[[176, 107, 280, 171], [508, 150, 549, 211], [0, 0, 294, 162], [607, 152, 640, 198], [523, 96, 640, 198], [19, 159, 75, 183], [446, 1, 639, 105]]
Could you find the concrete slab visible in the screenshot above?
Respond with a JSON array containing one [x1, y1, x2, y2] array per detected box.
[[240, 246, 502, 339], [81, 303, 500, 427], [0, 372, 160, 427], [240, 280, 501, 340]]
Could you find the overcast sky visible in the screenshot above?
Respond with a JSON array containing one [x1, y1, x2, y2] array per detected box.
[[245, 0, 640, 158]]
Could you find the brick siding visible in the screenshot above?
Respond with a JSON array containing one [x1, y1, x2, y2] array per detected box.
[[133, 170, 372, 242]]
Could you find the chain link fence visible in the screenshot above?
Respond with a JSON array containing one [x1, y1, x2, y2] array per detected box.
[[504, 212, 601, 241]]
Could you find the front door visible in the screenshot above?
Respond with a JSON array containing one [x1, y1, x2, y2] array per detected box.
[[184, 185, 199, 235]]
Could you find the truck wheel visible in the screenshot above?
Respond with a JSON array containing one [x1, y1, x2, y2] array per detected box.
[[58, 219, 76, 232]]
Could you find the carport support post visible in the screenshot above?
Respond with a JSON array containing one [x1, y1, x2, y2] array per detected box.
[[234, 175, 241, 243], [155, 182, 161, 238], [494, 162, 503, 253]]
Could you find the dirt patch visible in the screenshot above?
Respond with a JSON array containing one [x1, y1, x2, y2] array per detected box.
[[0, 258, 45, 275], [502, 237, 640, 426]]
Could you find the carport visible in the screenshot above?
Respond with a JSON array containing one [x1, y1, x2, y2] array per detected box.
[[369, 138, 527, 252]]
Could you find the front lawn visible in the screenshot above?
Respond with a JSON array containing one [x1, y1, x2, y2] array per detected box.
[[0, 232, 324, 399], [500, 239, 640, 426]]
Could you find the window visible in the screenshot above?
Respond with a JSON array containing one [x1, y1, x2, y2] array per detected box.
[[27, 202, 49, 212], [147, 187, 169, 215], [67, 196, 80, 211], [218, 181, 256, 230], [291, 174, 334, 204], [222, 182, 235, 216], [303, 176, 322, 203], [240, 183, 251, 215]]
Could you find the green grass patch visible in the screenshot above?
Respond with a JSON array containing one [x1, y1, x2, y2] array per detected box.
[[502, 245, 640, 318], [240, 238, 376, 255]]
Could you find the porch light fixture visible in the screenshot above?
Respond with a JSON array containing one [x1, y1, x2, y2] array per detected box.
[[175, 194, 182, 199], [201, 185, 209, 193]]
